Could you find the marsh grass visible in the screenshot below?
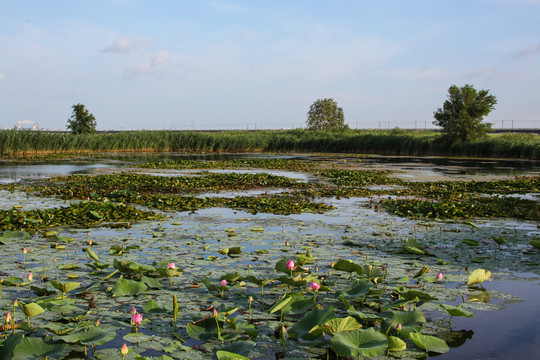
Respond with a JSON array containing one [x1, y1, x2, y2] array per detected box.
[[1, 129, 539, 159]]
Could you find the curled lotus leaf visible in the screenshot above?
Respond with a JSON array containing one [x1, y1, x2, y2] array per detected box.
[[18, 302, 46, 318], [467, 269, 491, 286], [388, 335, 407, 352]]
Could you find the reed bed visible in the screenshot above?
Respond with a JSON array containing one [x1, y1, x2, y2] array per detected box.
[[0, 129, 538, 159]]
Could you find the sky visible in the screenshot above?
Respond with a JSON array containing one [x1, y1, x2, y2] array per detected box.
[[1, 0, 539, 131]]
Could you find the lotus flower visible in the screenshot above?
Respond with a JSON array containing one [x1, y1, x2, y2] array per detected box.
[[310, 281, 321, 291], [220, 279, 227, 287], [27, 272, 33, 282], [436, 272, 443, 281], [167, 262, 176, 269], [130, 306, 136, 315], [286, 260, 297, 271]]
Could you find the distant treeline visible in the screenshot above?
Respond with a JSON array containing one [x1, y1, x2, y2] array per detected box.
[[1, 129, 539, 160]]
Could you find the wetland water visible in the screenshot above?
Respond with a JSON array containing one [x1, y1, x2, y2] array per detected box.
[[0, 153, 539, 359]]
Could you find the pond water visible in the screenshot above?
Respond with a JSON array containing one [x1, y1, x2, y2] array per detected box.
[[0, 153, 539, 359]]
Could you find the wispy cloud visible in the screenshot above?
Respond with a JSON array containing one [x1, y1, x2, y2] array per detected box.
[[102, 37, 151, 54], [124, 50, 172, 79], [512, 43, 540, 60]]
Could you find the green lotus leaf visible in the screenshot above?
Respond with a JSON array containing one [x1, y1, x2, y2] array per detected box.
[[109, 244, 124, 255], [440, 304, 475, 318], [336, 279, 372, 299], [288, 306, 335, 340], [0, 333, 24, 360], [409, 332, 449, 354], [56, 327, 116, 346], [413, 265, 430, 278], [462, 239, 479, 246], [18, 302, 46, 318], [381, 310, 426, 338], [163, 340, 192, 353], [332, 259, 363, 274], [112, 278, 148, 297], [330, 328, 388, 358], [529, 239, 540, 249], [491, 236, 506, 246], [394, 286, 438, 305], [186, 316, 219, 341], [216, 351, 249, 360], [144, 299, 167, 313], [85, 247, 100, 262], [467, 269, 491, 286], [217, 340, 256, 358], [269, 295, 293, 314], [310, 316, 362, 336], [12, 336, 71, 360], [141, 275, 163, 289], [2, 277, 23, 286], [276, 275, 308, 287], [221, 273, 243, 283], [157, 267, 182, 278], [50, 280, 80, 295], [402, 238, 425, 255], [388, 335, 407, 352], [346, 306, 384, 322], [1, 230, 31, 239]]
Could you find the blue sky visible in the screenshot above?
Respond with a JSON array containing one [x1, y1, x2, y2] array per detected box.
[[1, 0, 539, 130]]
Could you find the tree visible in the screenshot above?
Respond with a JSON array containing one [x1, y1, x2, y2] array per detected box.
[[67, 103, 97, 134], [433, 84, 497, 143], [306, 98, 348, 131]]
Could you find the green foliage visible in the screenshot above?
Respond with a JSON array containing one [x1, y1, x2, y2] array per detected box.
[[66, 103, 97, 135], [306, 98, 348, 131], [433, 84, 497, 143]]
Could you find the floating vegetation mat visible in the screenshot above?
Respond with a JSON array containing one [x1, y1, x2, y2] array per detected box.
[[0, 156, 538, 359]]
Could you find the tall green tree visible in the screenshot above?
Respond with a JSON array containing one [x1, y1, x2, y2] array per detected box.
[[306, 98, 348, 131], [67, 103, 97, 134], [433, 84, 497, 143]]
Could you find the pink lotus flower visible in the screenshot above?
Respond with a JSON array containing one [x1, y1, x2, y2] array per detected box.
[[121, 343, 128, 356], [286, 260, 297, 271], [167, 262, 176, 269], [310, 281, 321, 291], [436, 272, 443, 281], [220, 279, 227, 287], [27, 272, 33, 282], [132, 313, 142, 326], [130, 306, 136, 315]]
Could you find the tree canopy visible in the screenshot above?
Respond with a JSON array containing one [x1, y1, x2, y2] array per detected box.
[[306, 98, 348, 131], [67, 103, 97, 135], [433, 84, 497, 143]]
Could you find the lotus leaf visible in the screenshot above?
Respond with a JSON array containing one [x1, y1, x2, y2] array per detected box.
[[381, 310, 426, 338], [12, 336, 71, 360], [112, 278, 148, 297], [287, 307, 335, 340], [216, 351, 249, 360], [467, 269, 491, 286], [56, 326, 116, 346], [388, 335, 407, 352], [330, 328, 388, 358], [440, 304, 475, 319], [311, 316, 362, 336], [336, 279, 372, 299], [409, 332, 449, 354], [18, 302, 45, 318], [530, 239, 540, 249]]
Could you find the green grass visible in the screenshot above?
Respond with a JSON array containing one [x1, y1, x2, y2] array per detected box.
[[1, 129, 539, 159]]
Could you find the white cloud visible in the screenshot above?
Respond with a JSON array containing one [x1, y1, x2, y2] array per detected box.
[[102, 37, 151, 54], [124, 50, 172, 79], [512, 43, 540, 60], [152, 50, 171, 66]]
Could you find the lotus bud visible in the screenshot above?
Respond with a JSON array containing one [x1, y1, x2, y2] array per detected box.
[[167, 262, 176, 269], [30, 249, 33, 253], [310, 281, 321, 291], [397, 323, 402, 332], [13, 299, 18, 307], [213, 308, 218, 318], [121, 343, 128, 356], [281, 325, 286, 335], [331, 261, 335, 268], [130, 306, 136, 315], [248, 263, 251, 268], [5, 311, 11, 324], [95, 319, 100, 327], [436, 272, 443, 281], [220, 279, 227, 287], [249, 296, 253, 303], [27, 272, 33, 282], [22, 247, 27, 255], [88, 239, 92, 245], [132, 313, 142, 326], [285, 241, 290, 247]]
